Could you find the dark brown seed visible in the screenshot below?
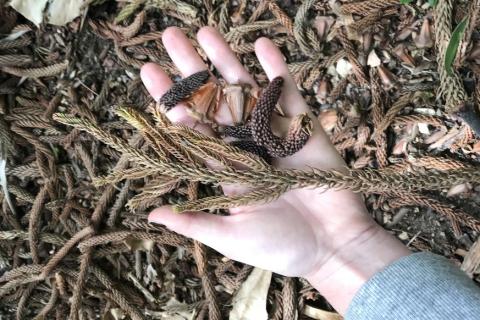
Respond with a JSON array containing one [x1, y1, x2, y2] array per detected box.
[[220, 124, 252, 139], [158, 70, 210, 111], [250, 77, 313, 157]]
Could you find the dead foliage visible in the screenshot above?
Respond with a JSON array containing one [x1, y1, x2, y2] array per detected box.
[[0, 0, 480, 319]]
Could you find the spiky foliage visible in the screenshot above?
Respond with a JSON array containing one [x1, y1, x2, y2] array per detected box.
[[53, 106, 480, 213]]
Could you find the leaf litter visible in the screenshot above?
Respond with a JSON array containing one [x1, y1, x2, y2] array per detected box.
[[0, 0, 480, 319]]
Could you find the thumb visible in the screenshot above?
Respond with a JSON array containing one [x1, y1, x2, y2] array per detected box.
[[148, 206, 233, 251]]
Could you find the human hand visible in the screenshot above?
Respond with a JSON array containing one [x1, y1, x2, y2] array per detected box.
[[140, 26, 409, 313]]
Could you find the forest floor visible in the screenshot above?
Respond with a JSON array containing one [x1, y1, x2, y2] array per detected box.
[[0, 0, 480, 319]]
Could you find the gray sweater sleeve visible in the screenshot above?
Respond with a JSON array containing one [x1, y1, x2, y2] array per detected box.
[[346, 252, 480, 320]]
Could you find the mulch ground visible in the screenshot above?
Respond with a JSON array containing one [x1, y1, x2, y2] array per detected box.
[[0, 0, 479, 319]]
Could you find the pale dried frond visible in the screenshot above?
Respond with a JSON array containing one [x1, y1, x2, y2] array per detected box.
[[94, 167, 155, 187], [173, 185, 290, 212], [0, 54, 32, 67], [1, 60, 68, 78], [54, 113, 480, 212], [115, 0, 145, 24]]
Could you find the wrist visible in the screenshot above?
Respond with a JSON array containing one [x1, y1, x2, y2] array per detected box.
[[305, 223, 410, 314]]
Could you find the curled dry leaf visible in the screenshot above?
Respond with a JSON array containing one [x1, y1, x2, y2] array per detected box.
[[315, 79, 331, 104], [48, 0, 87, 26], [9, 0, 86, 26], [223, 84, 249, 125], [446, 183, 471, 197], [423, 128, 447, 145], [9, 0, 48, 26], [367, 50, 382, 68], [414, 18, 433, 49], [461, 237, 480, 277], [393, 44, 416, 67], [229, 267, 272, 320], [186, 81, 221, 122], [392, 137, 409, 155], [377, 65, 396, 90], [160, 297, 196, 319], [318, 109, 337, 132], [336, 58, 353, 78], [417, 123, 430, 135], [472, 141, 480, 153], [313, 16, 335, 40], [428, 127, 460, 150]]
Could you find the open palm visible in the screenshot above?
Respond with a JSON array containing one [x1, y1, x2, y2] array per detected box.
[[141, 26, 408, 312]]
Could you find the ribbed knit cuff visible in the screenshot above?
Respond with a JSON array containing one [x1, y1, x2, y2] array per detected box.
[[346, 252, 480, 320]]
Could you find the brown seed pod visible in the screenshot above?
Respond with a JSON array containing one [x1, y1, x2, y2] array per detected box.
[[158, 70, 210, 112], [220, 124, 252, 139], [251, 77, 313, 157], [186, 81, 222, 122]]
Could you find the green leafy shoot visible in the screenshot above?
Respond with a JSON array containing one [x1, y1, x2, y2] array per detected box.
[[400, 0, 414, 4], [428, 0, 438, 7], [445, 17, 468, 76]]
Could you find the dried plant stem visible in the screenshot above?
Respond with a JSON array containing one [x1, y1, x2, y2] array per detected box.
[[337, 29, 369, 86], [393, 114, 444, 127], [348, 8, 397, 36], [340, 0, 399, 16], [16, 281, 37, 320], [376, 93, 413, 133], [91, 266, 145, 320], [370, 69, 388, 167], [173, 185, 290, 212], [39, 226, 94, 279], [455, 0, 480, 66], [33, 281, 59, 320], [225, 20, 278, 43], [0, 54, 32, 67], [194, 241, 221, 320], [107, 181, 130, 227], [282, 278, 297, 320], [1, 61, 68, 78], [28, 185, 49, 264], [293, 0, 319, 57], [408, 156, 469, 171], [268, 1, 294, 35], [434, 0, 467, 112], [0, 37, 31, 50], [53, 113, 480, 199], [78, 230, 189, 251], [69, 153, 128, 319]]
